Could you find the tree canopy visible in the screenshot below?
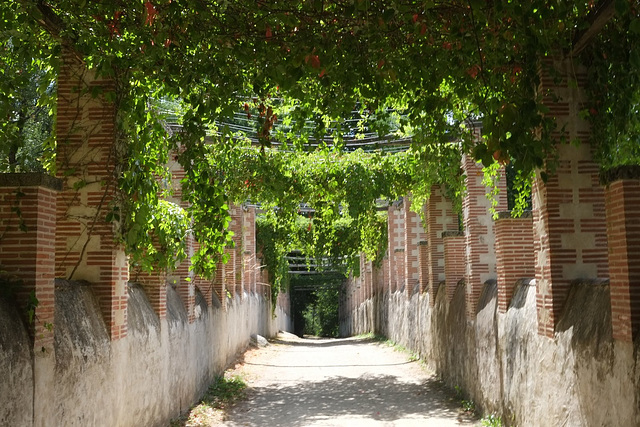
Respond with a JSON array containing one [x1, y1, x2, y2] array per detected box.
[[1, 1, 639, 293]]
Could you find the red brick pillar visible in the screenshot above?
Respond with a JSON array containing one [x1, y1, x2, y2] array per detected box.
[[225, 248, 236, 299], [0, 174, 60, 351], [55, 49, 128, 340], [167, 153, 196, 321], [172, 233, 195, 322], [387, 203, 404, 292], [443, 231, 465, 301], [230, 205, 243, 298], [212, 258, 226, 309], [243, 206, 257, 294], [403, 196, 426, 295], [462, 154, 507, 318], [603, 167, 640, 342], [394, 249, 405, 293], [534, 58, 609, 337], [418, 241, 429, 294], [494, 212, 535, 313], [131, 270, 167, 320], [426, 185, 459, 303], [374, 261, 384, 296], [382, 250, 390, 294]]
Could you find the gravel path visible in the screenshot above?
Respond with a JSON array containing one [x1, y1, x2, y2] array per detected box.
[[224, 332, 479, 426]]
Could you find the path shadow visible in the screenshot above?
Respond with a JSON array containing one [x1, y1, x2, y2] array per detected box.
[[229, 374, 468, 426]]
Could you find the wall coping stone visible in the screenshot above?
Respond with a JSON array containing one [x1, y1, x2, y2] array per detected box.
[[495, 210, 534, 220], [600, 165, 640, 185], [441, 230, 464, 238], [0, 173, 62, 191]]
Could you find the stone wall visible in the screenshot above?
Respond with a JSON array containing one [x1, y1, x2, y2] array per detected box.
[[0, 279, 291, 427], [344, 281, 639, 426]]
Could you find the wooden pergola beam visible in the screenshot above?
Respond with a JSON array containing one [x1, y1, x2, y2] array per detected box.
[[571, 0, 616, 56]]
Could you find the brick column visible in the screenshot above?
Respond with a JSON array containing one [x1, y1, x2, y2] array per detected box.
[[462, 154, 507, 318], [230, 205, 243, 297], [0, 174, 61, 351], [387, 203, 404, 292], [131, 270, 167, 320], [494, 211, 535, 313], [243, 206, 257, 294], [443, 231, 465, 301], [382, 251, 390, 294], [212, 258, 227, 309], [374, 261, 384, 296], [167, 152, 196, 321], [418, 241, 429, 294], [394, 249, 405, 293], [55, 49, 128, 340], [534, 58, 609, 337], [426, 185, 459, 303], [171, 233, 195, 322], [224, 247, 236, 299], [403, 196, 426, 295], [603, 167, 640, 342]]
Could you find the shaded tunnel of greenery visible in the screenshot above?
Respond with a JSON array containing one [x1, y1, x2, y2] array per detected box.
[[290, 271, 345, 338]]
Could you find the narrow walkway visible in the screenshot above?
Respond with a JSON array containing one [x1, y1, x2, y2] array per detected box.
[[225, 333, 478, 426]]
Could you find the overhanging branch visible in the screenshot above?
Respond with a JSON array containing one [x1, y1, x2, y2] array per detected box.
[[571, 0, 616, 56]]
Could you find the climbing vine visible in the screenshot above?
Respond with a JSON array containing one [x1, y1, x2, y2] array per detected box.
[[2, 1, 640, 288]]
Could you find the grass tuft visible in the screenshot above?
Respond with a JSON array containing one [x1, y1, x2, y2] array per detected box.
[[169, 374, 247, 426]]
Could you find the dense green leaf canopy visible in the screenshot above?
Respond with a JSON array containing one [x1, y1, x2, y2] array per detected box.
[[1, 1, 639, 293]]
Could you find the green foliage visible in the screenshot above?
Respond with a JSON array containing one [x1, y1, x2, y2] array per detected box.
[[584, 11, 640, 169], [205, 375, 247, 408], [481, 414, 503, 427], [170, 374, 247, 426], [256, 212, 291, 305], [178, 140, 234, 280], [3, 0, 639, 282], [296, 274, 343, 337], [126, 200, 189, 274], [0, 34, 55, 172]]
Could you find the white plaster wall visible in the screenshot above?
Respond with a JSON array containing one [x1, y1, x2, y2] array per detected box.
[[0, 281, 292, 427], [0, 296, 33, 426], [345, 280, 640, 426]]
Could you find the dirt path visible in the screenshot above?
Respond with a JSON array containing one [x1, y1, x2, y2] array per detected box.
[[224, 333, 479, 426]]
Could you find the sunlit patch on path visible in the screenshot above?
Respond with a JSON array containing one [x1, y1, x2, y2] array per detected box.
[[224, 333, 479, 426]]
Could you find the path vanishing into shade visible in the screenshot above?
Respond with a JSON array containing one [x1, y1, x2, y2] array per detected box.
[[224, 333, 479, 426]]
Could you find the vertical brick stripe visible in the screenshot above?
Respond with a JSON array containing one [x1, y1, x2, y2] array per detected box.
[[462, 154, 507, 318], [0, 184, 58, 350], [56, 48, 128, 340], [605, 179, 640, 342], [494, 214, 535, 313], [243, 207, 257, 294], [534, 58, 609, 338], [403, 196, 426, 295], [443, 232, 466, 302], [426, 185, 458, 304]]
